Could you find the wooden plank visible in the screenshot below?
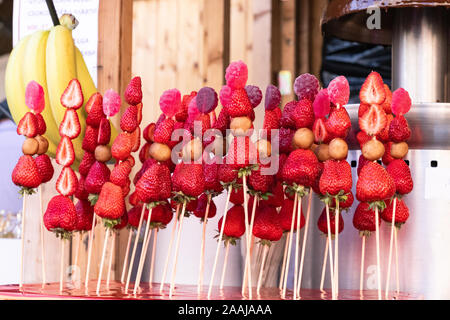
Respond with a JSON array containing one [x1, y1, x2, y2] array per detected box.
[[309, 0, 328, 81], [280, 0, 296, 106]]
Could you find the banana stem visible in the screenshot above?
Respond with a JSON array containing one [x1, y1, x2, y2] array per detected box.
[[45, 0, 60, 26]]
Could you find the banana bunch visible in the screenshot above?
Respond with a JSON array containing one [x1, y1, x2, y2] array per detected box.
[[5, 14, 118, 165]]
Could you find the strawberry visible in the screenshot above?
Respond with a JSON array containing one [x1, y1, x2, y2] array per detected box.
[[34, 154, 54, 184], [172, 163, 205, 197], [124, 77, 143, 106], [279, 127, 295, 154], [17, 112, 38, 137], [59, 109, 81, 139], [389, 115, 411, 142], [282, 149, 320, 187], [356, 131, 371, 149], [260, 180, 284, 208], [121, 178, 131, 197], [224, 88, 253, 118], [382, 142, 395, 166], [146, 202, 173, 226], [35, 113, 46, 135], [359, 104, 387, 136], [86, 93, 105, 127], [135, 163, 172, 203], [188, 113, 211, 136], [44, 195, 77, 232], [276, 153, 288, 181], [61, 79, 84, 109], [75, 175, 89, 201], [311, 161, 324, 195], [130, 127, 141, 152], [176, 93, 195, 122], [263, 109, 280, 139], [358, 103, 370, 118], [203, 161, 223, 193], [325, 106, 351, 139], [279, 199, 305, 232], [226, 136, 257, 169], [128, 206, 143, 228], [313, 118, 331, 144], [193, 194, 217, 219], [359, 71, 386, 105], [136, 103, 143, 124], [129, 191, 141, 207], [97, 118, 111, 145], [94, 182, 126, 220], [386, 159, 413, 195], [229, 186, 244, 205], [153, 118, 175, 144], [85, 161, 111, 195], [381, 198, 409, 226], [110, 161, 132, 187], [357, 154, 371, 176], [317, 208, 344, 235], [252, 206, 283, 242], [12, 155, 42, 189], [143, 123, 155, 143], [111, 132, 133, 161], [356, 161, 395, 203], [74, 200, 95, 231], [82, 125, 99, 153], [279, 101, 297, 129], [319, 160, 352, 196], [79, 151, 96, 176], [331, 191, 354, 209], [214, 108, 230, 134], [353, 202, 380, 234], [376, 113, 393, 143], [218, 163, 239, 184], [218, 205, 246, 239], [56, 166, 78, 197], [381, 84, 392, 114], [56, 136, 75, 167], [249, 163, 274, 194], [114, 212, 129, 230], [120, 105, 139, 133], [139, 142, 151, 164], [292, 99, 315, 129]]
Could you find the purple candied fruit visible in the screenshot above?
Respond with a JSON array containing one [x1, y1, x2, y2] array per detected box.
[[245, 85, 263, 108], [313, 88, 331, 118], [196, 87, 218, 114], [327, 76, 350, 107], [294, 73, 320, 102], [160, 88, 181, 117], [225, 60, 248, 89], [264, 85, 281, 111]]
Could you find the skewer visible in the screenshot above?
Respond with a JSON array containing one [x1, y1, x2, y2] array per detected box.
[[149, 229, 158, 286], [375, 207, 382, 300], [169, 202, 187, 298], [120, 229, 133, 283], [394, 227, 400, 295], [160, 205, 180, 293], [60, 239, 65, 293], [96, 227, 110, 295], [125, 205, 146, 293], [207, 185, 232, 299], [241, 176, 253, 299], [84, 213, 97, 289], [219, 241, 231, 290], [296, 191, 313, 296], [319, 240, 329, 292], [360, 235, 366, 294], [385, 197, 397, 299], [73, 232, 82, 284], [325, 204, 335, 299], [19, 195, 26, 290], [334, 200, 340, 298], [133, 208, 153, 295], [242, 195, 257, 295], [293, 196, 303, 300], [279, 232, 290, 290], [281, 194, 298, 298], [198, 194, 212, 293], [38, 186, 46, 286], [257, 245, 269, 296], [106, 231, 116, 288]]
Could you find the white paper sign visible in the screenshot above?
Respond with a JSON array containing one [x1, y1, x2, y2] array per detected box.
[[425, 168, 450, 200], [13, 0, 99, 86]]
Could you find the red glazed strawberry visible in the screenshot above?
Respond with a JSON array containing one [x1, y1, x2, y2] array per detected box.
[[317, 208, 344, 235], [218, 163, 239, 184], [75, 175, 89, 201], [276, 153, 288, 181], [319, 160, 352, 196], [85, 161, 111, 195], [97, 118, 111, 145], [382, 142, 395, 166], [311, 161, 324, 195], [35, 113, 46, 135], [226, 136, 257, 169], [356, 131, 371, 149], [218, 205, 246, 239], [139, 142, 151, 163], [252, 206, 283, 242], [313, 118, 331, 144], [279, 101, 297, 129], [146, 202, 173, 226], [203, 161, 223, 193], [12, 155, 42, 189], [143, 123, 155, 143], [124, 77, 143, 106], [353, 202, 380, 234], [59, 109, 81, 139], [249, 163, 274, 194], [356, 161, 395, 203], [110, 161, 132, 187], [331, 191, 354, 209], [114, 212, 128, 230], [263, 109, 280, 139], [359, 104, 387, 136], [358, 103, 370, 118], [261, 181, 284, 208], [389, 115, 411, 142], [193, 194, 217, 219], [376, 113, 393, 143], [229, 187, 244, 205], [79, 151, 96, 176], [153, 118, 175, 144], [135, 163, 172, 203], [60, 79, 83, 109], [130, 127, 141, 152], [56, 166, 78, 197], [121, 178, 131, 197], [282, 149, 320, 187], [129, 191, 141, 207], [44, 195, 77, 232], [279, 199, 305, 232], [325, 106, 351, 139], [381, 84, 392, 114], [279, 128, 295, 154], [17, 112, 38, 137], [128, 206, 143, 228], [95, 182, 126, 220], [120, 105, 139, 133], [386, 159, 413, 195], [381, 198, 409, 226], [86, 93, 105, 127], [176, 93, 195, 123], [292, 99, 315, 129], [359, 71, 386, 105], [214, 108, 230, 134], [34, 154, 54, 183], [357, 154, 371, 176], [172, 163, 205, 197], [55, 136, 75, 167], [82, 125, 99, 153], [111, 132, 133, 161], [74, 200, 95, 231], [224, 88, 253, 118]]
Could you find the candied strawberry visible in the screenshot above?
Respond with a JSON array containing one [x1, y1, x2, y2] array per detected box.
[[218, 163, 239, 184], [193, 194, 217, 219], [56, 167, 78, 197], [214, 108, 230, 134], [44, 195, 77, 232], [61, 79, 83, 109], [249, 163, 274, 194], [74, 200, 95, 231], [217, 205, 246, 239], [95, 182, 126, 220], [85, 161, 111, 195], [82, 126, 99, 153], [12, 155, 42, 189], [382, 142, 395, 166], [110, 161, 132, 187], [203, 161, 223, 193], [381, 198, 409, 226], [86, 93, 105, 127], [279, 199, 305, 232], [146, 202, 173, 226], [292, 99, 315, 129], [135, 163, 172, 203], [353, 202, 380, 233], [325, 106, 351, 139], [229, 187, 244, 205], [111, 132, 133, 161], [97, 118, 111, 145], [386, 159, 413, 195], [359, 71, 386, 105], [59, 109, 81, 139], [128, 206, 143, 228], [319, 160, 352, 196], [120, 105, 139, 133], [318, 208, 344, 235], [56, 136, 75, 167], [17, 112, 38, 138], [172, 163, 205, 197], [282, 149, 320, 187], [224, 88, 253, 118], [153, 118, 175, 144], [124, 77, 143, 106], [252, 206, 283, 242], [79, 151, 96, 176], [34, 154, 54, 184], [359, 104, 387, 136], [389, 115, 411, 142], [35, 114, 46, 135], [356, 161, 395, 203], [263, 109, 280, 139]]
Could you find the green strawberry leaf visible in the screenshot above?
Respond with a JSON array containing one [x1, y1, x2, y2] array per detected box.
[[88, 193, 99, 206], [103, 218, 121, 229]]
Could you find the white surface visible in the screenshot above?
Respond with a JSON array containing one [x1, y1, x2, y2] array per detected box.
[[0, 239, 20, 285]]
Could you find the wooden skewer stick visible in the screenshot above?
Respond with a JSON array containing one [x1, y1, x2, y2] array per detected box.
[[169, 202, 187, 298], [375, 207, 382, 300], [257, 245, 270, 296], [38, 186, 46, 286], [73, 232, 82, 284], [149, 229, 158, 287], [385, 197, 398, 299], [60, 239, 65, 293], [160, 205, 180, 293], [241, 176, 253, 299], [219, 241, 231, 290], [120, 229, 133, 284], [293, 196, 303, 300], [133, 208, 153, 295], [84, 213, 97, 289], [334, 200, 340, 298], [242, 195, 258, 295], [19, 195, 27, 290], [96, 227, 110, 295], [296, 191, 313, 297], [197, 194, 212, 293], [207, 186, 232, 299], [325, 204, 335, 299], [279, 232, 290, 290], [394, 227, 400, 295], [106, 231, 116, 289], [125, 205, 146, 293], [359, 235, 366, 294], [320, 240, 329, 292], [281, 194, 298, 298]]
